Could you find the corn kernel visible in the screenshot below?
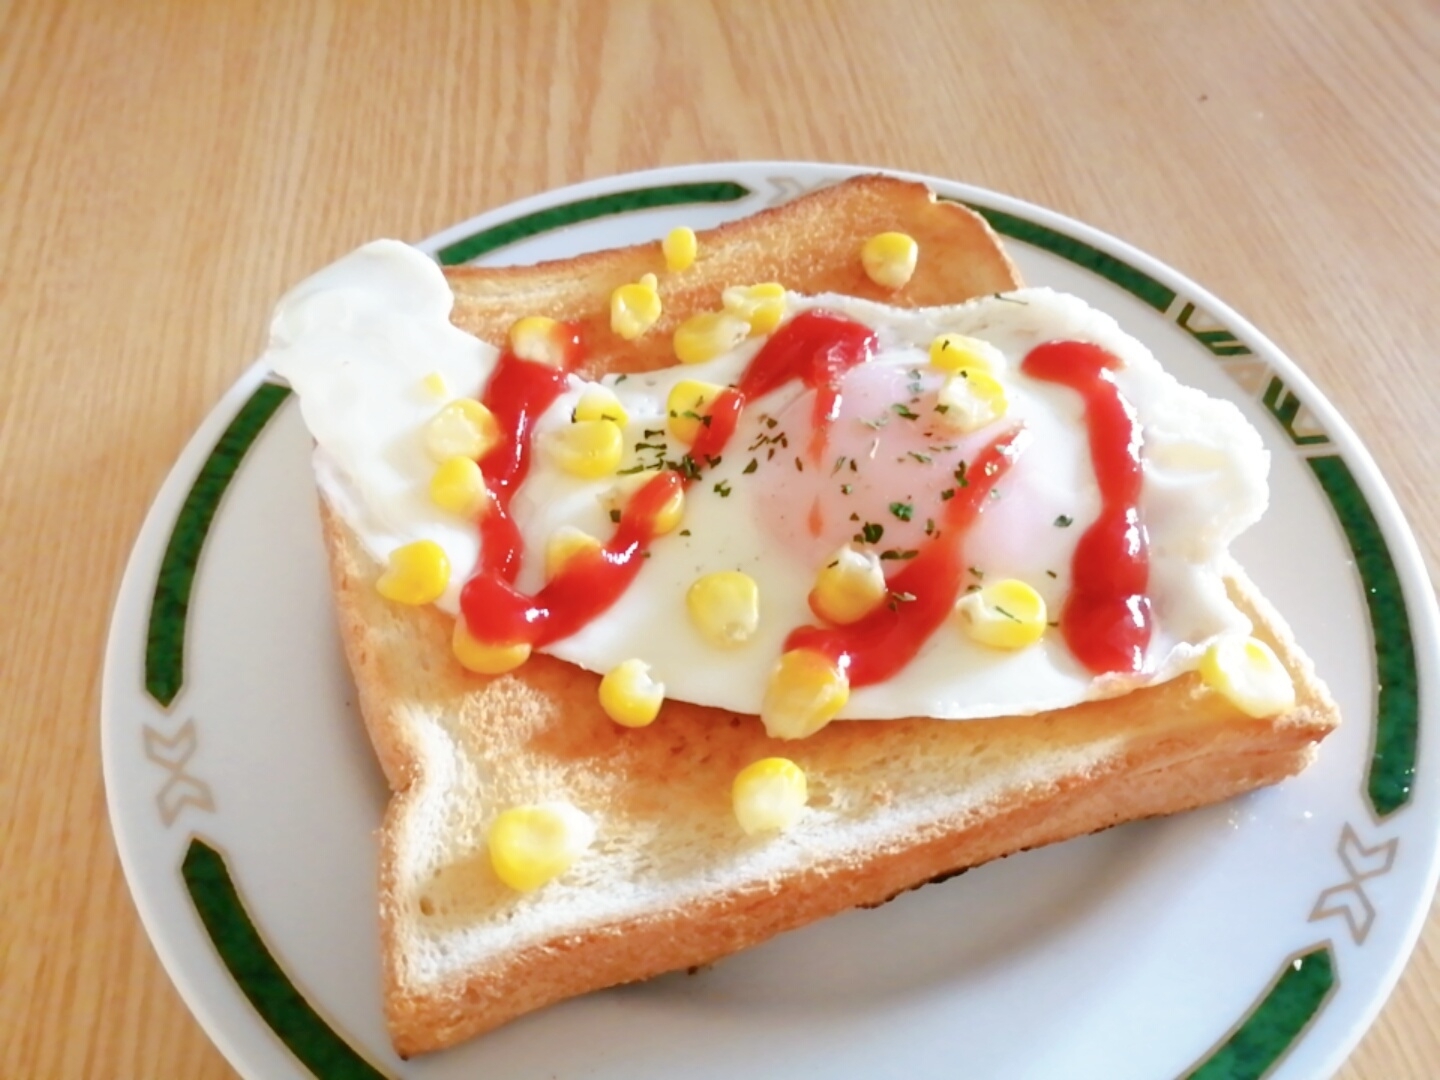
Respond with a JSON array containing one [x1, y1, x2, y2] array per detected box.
[[509, 315, 569, 367], [809, 545, 887, 625], [957, 579, 1047, 650], [598, 659, 665, 728], [722, 282, 787, 336], [861, 231, 918, 290], [376, 540, 449, 605], [761, 649, 849, 740], [574, 385, 629, 426], [602, 473, 686, 535], [452, 617, 531, 675], [673, 310, 750, 365], [429, 456, 488, 516], [487, 802, 596, 892], [928, 333, 1002, 375], [935, 370, 1008, 433], [610, 279, 662, 341], [650, 481, 685, 535], [662, 226, 697, 272], [732, 757, 808, 835], [547, 418, 624, 479], [1199, 635, 1296, 718], [423, 399, 499, 462], [421, 371, 450, 398], [545, 525, 602, 581], [666, 378, 724, 445], [686, 570, 760, 648]]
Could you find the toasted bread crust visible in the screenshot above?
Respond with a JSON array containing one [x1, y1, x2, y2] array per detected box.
[[311, 176, 1339, 1056], [443, 174, 1022, 379]]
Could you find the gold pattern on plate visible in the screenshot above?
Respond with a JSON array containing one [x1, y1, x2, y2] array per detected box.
[[1308, 822, 1399, 945], [143, 718, 215, 826]]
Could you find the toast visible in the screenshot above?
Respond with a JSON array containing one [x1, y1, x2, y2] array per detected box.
[[308, 176, 1339, 1056]]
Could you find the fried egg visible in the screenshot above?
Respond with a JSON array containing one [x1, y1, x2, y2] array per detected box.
[[270, 241, 1269, 721]]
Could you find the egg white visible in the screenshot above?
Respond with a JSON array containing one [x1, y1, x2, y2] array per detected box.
[[268, 242, 1269, 721]]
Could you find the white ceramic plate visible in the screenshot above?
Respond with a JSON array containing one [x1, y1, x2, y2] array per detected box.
[[103, 163, 1440, 1080]]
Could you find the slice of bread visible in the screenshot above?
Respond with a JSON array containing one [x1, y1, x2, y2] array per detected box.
[[314, 176, 1339, 1056]]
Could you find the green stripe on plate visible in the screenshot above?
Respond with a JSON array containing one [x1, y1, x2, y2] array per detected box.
[[1262, 377, 1331, 447], [1175, 301, 1253, 358], [957, 201, 1178, 312], [145, 382, 291, 707], [436, 180, 751, 265], [1183, 946, 1336, 1080], [183, 839, 391, 1079], [1309, 455, 1419, 818]]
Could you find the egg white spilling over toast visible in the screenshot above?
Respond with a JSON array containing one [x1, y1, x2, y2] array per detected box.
[[268, 176, 1339, 1056]]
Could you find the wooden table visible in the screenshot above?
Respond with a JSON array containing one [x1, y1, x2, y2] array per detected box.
[[4, 2, 1437, 1076]]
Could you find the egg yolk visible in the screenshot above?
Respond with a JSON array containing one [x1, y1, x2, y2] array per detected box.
[[751, 363, 1005, 569]]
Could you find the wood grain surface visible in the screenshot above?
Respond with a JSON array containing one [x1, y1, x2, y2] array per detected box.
[[2, 1, 1437, 1076]]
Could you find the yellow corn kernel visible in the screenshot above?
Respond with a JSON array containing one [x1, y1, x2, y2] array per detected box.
[[957, 579, 1047, 650], [928, 333, 1001, 375], [487, 802, 596, 892], [423, 398, 499, 462], [509, 315, 570, 367], [547, 418, 624, 479], [650, 482, 685, 535], [602, 474, 686, 535], [452, 617, 531, 675], [598, 658, 666, 728], [429, 456, 488, 516], [686, 570, 760, 648], [1199, 635, 1296, 718], [376, 540, 449, 605], [861, 231, 918, 290], [935, 370, 1008, 433], [610, 279, 662, 341], [673, 310, 750, 365], [666, 378, 724, 445], [574, 385, 629, 426], [761, 649, 849, 740], [732, 757, 808, 835], [545, 525, 602, 581], [421, 371, 450, 398], [722, 282, 787, 336], [662, 226, 697, 272], [810, 545, 887, 625]]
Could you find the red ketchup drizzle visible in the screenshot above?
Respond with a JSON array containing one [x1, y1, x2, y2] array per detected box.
[[784, 429, 1025, 687], [473, 348, 572, 584], [460, 310, 875, 650], [1021, 340, 1151, 675], [689, 310, 876, 465], [461, 469, 685, 646]]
